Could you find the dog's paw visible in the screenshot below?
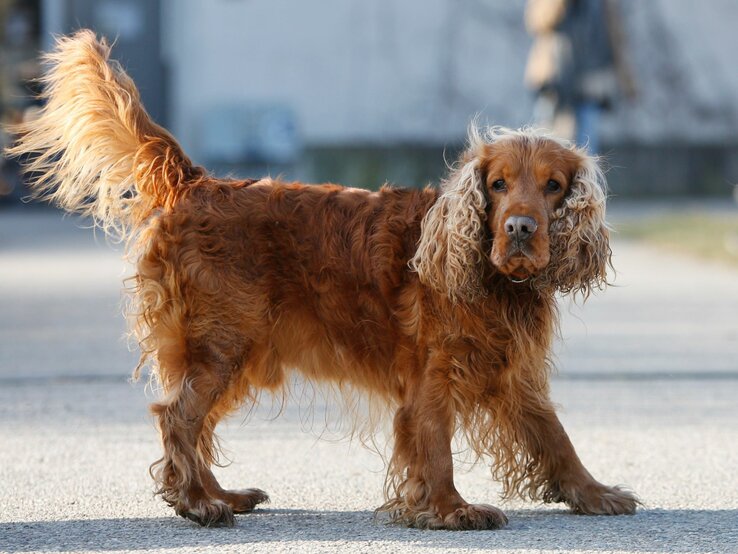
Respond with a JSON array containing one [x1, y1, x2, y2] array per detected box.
[[415, 503, 508, 530], [568, 483, 640, 516], [222, 488, 270, 513], [177, 498, 235, 527]]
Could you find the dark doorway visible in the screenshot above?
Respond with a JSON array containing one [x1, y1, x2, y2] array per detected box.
[[59, 0, 167, 126], [0, 0, 42, 203]]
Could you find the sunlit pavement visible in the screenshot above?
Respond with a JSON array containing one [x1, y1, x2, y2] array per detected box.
[[1, 208, 736, 554]]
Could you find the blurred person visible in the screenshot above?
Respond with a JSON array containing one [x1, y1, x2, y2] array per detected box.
[[524, 0, 636, 154]]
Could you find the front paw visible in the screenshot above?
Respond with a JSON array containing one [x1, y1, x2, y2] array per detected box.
[[176, 498, 235, 527], [567, 483, 640, 515], [415, 503, 508, 530]]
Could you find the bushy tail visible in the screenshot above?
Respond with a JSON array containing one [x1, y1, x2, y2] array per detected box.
[[6, 30, 203, 238]]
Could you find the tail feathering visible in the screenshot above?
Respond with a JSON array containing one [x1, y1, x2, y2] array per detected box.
[[6, 30, 202, 239]]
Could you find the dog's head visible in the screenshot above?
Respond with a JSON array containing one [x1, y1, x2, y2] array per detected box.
[[412, 126, 611, 302]]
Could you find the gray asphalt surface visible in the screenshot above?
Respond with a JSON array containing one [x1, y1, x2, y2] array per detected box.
[[1, 208, 737, 554]]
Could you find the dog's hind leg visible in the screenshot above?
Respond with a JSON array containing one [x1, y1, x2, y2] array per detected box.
[[149, 341, 263, 527], [196, 387, 269, 514], [199, 469, 269, 514]]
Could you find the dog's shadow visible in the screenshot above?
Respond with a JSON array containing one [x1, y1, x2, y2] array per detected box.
[[1, 508, 735, 552]]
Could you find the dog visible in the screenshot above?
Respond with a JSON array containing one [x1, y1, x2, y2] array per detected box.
[[8, 30, 639, 529]]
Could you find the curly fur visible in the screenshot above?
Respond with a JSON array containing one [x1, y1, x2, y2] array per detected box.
[[8, 31, 638, 529], [410, 156, 488, 302], [531, 154, 611, 297]]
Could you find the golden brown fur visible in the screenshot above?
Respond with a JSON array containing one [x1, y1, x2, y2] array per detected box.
[[8, 31, 638, 529]]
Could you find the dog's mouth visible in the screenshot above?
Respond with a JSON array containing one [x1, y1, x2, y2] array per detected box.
[[508, 267, 532, 282], [501, 258, 535, 283], [491, 246, 547, 283]]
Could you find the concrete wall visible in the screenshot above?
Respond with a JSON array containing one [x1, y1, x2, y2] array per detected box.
[[161, 0, 532, 158], [162, 0, 738, 165], [607, 0, 738, 144]]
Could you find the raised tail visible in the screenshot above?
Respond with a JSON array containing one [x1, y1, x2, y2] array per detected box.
[[6, 30, 203, 238]]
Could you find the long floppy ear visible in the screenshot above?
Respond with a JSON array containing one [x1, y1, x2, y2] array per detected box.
[[410, 155, 488, 303], [534, 153, 612, 297]]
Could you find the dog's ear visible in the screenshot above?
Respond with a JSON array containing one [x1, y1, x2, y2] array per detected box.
[[411, 153, 488, 303], [535, 153, 612, 297]]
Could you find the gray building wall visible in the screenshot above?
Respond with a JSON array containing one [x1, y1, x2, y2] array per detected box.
[[40, 0, 738, 194], [609, 0, 738, 144], [162, 0, 738, 156], [161, 0, 534, 156]]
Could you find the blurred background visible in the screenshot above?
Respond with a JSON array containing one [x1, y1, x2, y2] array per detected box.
[[0, 0, 737, 189]]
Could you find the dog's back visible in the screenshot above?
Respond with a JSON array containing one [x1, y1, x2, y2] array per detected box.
[[141, 179, 436, 396]]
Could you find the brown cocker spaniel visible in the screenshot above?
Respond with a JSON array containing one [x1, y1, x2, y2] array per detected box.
[[9, 31, 639, 529]]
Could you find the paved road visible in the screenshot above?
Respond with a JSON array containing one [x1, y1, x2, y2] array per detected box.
[[1, 208, 737, 554]]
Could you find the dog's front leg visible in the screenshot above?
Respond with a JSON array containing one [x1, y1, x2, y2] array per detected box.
[[508, 390, 639, 515], [384, 361, 508, 530]]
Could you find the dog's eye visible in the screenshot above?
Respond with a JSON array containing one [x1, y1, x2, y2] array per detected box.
[[545, 179, 562, 193], [491, 179, 507, 192]]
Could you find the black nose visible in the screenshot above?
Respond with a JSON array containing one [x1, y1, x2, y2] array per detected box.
[[504, 216, 538, 242]]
